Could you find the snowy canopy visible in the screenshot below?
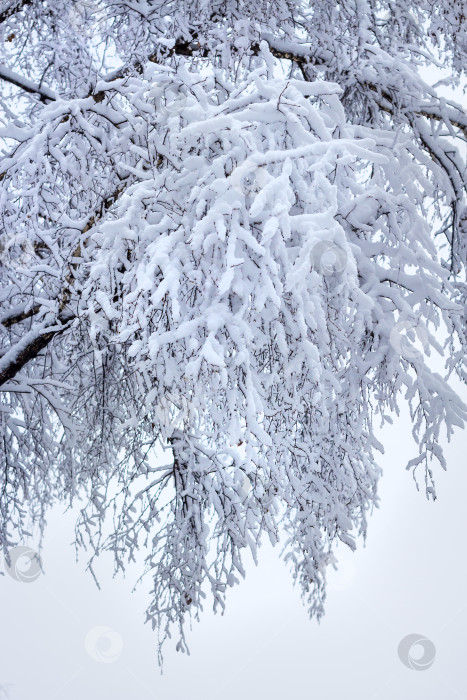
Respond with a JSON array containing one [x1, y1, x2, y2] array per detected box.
[[0, 0, 466, 657]]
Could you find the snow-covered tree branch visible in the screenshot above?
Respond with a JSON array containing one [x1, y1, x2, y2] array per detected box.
[[0, 0, 466, 659]]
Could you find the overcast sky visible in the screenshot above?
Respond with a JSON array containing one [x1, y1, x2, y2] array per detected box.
[[1, 372, 466, 700]]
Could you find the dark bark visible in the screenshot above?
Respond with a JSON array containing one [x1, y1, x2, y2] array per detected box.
[[0, 315, 72, 387]]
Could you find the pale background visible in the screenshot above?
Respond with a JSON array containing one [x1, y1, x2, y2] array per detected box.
[[0, 377, 466, 700]]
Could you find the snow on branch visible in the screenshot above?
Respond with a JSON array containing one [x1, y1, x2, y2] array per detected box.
[[0, 64, 56, 102], [0, 0, 31, 25], [0, 315, 72, 387], [0, 0, 466, 661]]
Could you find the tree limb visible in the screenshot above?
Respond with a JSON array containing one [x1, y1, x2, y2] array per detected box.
[[0, 303, 41, 328], [0, 64, 56, 102], [0, 314, 73, 387], [0, 0, 32, 25]]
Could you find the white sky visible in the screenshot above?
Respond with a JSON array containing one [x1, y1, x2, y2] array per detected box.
[[1, 379, 466, 700]]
